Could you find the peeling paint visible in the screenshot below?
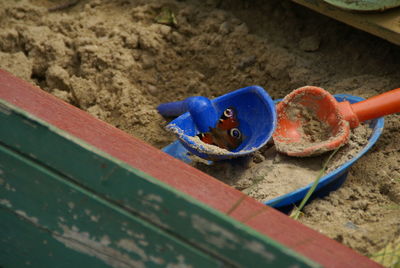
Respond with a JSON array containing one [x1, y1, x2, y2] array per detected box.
[[68, 202, 75, 209], [141, 199, 161, 211], [0, 199, 12, 208], [139, 240, 149, 247], [244, 240, 275, 262], [125, 230, 145, 240], [54, 224, 145, 268], [15, 210, 39, 224], [144, 194, 163, 202], [122, 234, 148, 249], [141, 197, 163, 210], [125, 230, 134, 237], [117, 239, 148, 260], [191, 215, 277, 263], [5, 183, 16, 192], [100, 235, 111, 246], [145, 212, 168, 229], [178, 211, 187, 217], [166, 255, 191, 268], [191, 215, 238, 249], [90, 215, 100, 222], [150, 255, 165, 265], [127, 205, 168, 229]]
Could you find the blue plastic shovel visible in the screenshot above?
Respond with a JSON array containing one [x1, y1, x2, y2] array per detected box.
[[161, 94, 384, 210], [157, 86, 277, 161]]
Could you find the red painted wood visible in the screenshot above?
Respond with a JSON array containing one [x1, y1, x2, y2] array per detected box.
[[0, 69, 381, 268]]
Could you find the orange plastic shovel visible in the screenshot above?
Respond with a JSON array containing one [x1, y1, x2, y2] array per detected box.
[[272, 86, 400, 157]]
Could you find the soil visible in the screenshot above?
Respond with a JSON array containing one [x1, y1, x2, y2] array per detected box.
[[1, 0, 399, 265]]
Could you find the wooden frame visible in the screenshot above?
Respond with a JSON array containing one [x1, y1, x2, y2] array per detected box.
[[293, 0, 400, 46], [0, 70, 380, 267]]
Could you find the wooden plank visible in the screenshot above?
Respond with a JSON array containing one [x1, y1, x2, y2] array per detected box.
[[1, 209, 111, 268], [0, 97, 318, 267], [0, 69, 382, 267], [0, 144, 222, 268], [293, 0, 400, 45]]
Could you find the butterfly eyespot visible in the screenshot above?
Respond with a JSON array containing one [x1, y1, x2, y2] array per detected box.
[[223, 108, 234, 118], [229, 128, 241, 139]]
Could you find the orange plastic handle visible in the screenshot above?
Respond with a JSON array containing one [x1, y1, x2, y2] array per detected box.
[[351, 88, 400, 122]]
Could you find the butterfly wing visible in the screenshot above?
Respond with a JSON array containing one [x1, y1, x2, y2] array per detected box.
[[198, 132, 214, 145], [217, 107, 239, 130], [198, 107, 243, 151]]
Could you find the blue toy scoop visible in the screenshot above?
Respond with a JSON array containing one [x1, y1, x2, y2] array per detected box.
[[157, 86, 277, 161]]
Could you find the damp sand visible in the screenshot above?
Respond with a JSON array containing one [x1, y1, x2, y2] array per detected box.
[[193, 123, 372, 202]]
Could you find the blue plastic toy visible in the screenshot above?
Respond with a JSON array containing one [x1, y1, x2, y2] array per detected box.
[[157, 86, 277, 161], [162, 94, 384, 210]]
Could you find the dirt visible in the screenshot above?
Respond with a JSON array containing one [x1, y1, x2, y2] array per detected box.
[[0, 0, 399, 265]]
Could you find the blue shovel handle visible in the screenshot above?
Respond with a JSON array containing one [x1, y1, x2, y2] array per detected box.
[[157, 96, 218, 133], [157, 99, 189, 117]]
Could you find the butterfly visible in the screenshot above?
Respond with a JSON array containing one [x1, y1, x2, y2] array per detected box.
[[197, 107, 243, 151]]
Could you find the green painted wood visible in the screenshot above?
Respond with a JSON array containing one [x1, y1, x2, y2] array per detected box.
[[0, 144, 221, 268], [0, 99, 320, 267], [1, 209, 120, 268]]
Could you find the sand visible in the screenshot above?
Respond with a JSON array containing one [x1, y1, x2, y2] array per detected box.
[[194, 123, 372, 202], [0, 0, 399, 264]]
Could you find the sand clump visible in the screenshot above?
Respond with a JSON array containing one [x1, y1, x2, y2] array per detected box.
[[274, 102, 338, 155], [290, 106, 331, 143], [167, 124, 232, 155], [0, 0, 399, 262]]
